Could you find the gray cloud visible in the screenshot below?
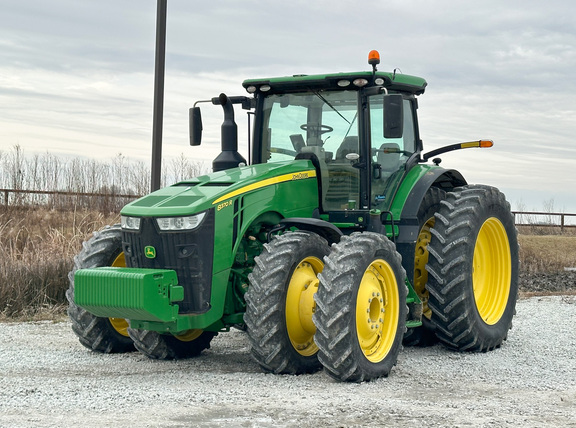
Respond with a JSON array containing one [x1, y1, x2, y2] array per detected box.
[[1, 0, 575, 211]]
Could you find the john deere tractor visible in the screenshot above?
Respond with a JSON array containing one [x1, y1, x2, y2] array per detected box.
[[67, 51, 518, 382]]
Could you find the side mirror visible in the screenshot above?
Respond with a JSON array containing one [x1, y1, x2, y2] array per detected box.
[[383, 94, 404, 139], [189, 107, 202, 146]]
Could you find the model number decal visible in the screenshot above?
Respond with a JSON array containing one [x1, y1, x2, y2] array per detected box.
[[217, 200, 233, 211]]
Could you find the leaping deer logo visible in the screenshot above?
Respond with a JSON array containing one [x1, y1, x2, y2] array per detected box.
[[144, 246, 156, 259]]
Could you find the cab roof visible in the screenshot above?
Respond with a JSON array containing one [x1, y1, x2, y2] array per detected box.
[[242, 71, 427, 95]]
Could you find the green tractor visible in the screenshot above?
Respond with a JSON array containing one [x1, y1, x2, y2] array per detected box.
[[67, 51, 518, 382]]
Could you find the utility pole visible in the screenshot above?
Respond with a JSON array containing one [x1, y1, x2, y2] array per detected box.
[[151, 0, 167, 192]]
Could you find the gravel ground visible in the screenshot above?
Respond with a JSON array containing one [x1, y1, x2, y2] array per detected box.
[[1, 295, 575, 428]]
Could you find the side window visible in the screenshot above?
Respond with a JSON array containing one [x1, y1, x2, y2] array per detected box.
[[370, 97, 416, 155], [370, 95, 416, 208]]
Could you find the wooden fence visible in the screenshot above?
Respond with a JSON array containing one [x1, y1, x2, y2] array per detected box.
[[512, 211, 576, 233], [1, 188, 140, 212], [2, 189, 575, 231]]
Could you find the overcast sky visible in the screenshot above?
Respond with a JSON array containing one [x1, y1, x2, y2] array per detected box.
[[1, 0, 575, 212]]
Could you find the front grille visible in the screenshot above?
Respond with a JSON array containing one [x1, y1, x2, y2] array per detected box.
[[122, 209, 215, 314]]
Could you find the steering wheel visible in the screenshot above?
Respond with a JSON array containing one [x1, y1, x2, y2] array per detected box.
[[300, 123, 333, 135], [373, 147, 412, 157], [270, 147, 297, 156]]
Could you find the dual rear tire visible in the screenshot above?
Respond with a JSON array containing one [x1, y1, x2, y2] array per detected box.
[[426, 185, 518, 351]]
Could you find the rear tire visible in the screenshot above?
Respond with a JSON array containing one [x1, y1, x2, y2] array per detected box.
[[66, 224, 135, 353], [426, 185, 519, 351], [245, 231, 330, 375], [314, 232, 407, 382], [127, 328, 216, 359], [403, 187, 444, 347]]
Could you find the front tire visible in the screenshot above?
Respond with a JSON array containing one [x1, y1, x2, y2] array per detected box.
[[244, 231, 330, 375], [314, 232, 407, 382], [127, 328, 216, 359], [66, 224, 135, 353], [426, 185, 519, 351]]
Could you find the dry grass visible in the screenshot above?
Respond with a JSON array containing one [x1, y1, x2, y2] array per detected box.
[[518, 234, 576, 273], [1, 208, 575, 320], [0, 206, 119, 320]]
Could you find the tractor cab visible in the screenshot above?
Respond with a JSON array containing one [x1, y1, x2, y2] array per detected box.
[[248, 84, 420, 215], [189, 51, 428, 231]]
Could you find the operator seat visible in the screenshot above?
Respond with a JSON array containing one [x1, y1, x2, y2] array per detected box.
[[325, 136, 360, 210], [335, 136, 359, 160], [372, 143, 401, 198], [377, 143, 401, 175]]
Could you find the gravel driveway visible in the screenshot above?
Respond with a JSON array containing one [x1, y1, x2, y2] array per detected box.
[[1, 295, 575, 428]]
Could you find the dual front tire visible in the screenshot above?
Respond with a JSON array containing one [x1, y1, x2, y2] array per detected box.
[[245, 231, 407, 382], [67, 224, 215, 359]]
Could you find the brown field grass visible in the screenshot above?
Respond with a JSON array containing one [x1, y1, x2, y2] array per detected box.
[[0, 207, 119, 320], [518, 234, 576, 273], [1, 208, 574, 320]]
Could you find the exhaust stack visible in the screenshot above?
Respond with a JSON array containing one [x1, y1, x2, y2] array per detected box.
[[212, 93, 247, 172]]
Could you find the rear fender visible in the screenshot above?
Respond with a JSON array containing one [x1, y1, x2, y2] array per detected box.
[[394, 167, 467, 284]]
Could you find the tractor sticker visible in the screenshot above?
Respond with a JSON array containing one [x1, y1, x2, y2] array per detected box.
[[217, 199, 233, 211], [291, 172, 309, 180], [144, 246, 156, 259], [212, 169, 317, 205]]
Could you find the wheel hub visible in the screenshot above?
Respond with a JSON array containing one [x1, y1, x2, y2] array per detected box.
[[286, 258, 323, 356], [355, 260, 399, 362]]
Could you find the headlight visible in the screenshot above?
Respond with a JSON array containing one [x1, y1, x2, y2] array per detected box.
[[156, 212, 206, 231], [121, 216, 141, 230]]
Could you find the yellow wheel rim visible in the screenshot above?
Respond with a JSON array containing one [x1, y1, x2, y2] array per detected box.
[[414, 216, 434, 319], [108, 252, 130, 337], [355, 259, 399, 363], [472, 217, 512, 325], [174, 329, 203, 342], [285, 256, 323, 357]]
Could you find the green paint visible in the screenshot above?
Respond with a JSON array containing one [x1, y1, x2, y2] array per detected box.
[[74, 65, 468, 337]]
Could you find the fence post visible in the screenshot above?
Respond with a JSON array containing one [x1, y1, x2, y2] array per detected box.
[[561, 214, 565, 234], [3, 189, 8, 206]]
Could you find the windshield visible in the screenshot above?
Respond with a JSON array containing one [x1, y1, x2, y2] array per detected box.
[[261, 91, 359, 163], [260, 91, 361, 211]]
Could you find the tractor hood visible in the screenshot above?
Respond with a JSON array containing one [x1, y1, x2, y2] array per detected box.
[[121, 160, 317, 218]]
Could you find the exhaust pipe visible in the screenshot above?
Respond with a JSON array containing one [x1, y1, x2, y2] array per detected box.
[[212, 93, 247, 172]]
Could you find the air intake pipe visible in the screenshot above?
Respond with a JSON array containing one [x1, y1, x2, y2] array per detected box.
[[212, 93, 247, 172]]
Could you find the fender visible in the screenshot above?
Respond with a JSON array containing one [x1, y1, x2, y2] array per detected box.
[[280, 217, 342, 245], [395, 167, 466, 284]]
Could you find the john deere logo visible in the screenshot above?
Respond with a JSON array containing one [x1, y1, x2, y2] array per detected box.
[[144, 246, 156, 259]]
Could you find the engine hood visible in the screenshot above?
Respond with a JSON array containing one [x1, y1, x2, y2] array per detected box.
[[120, 160, 317, 218]]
